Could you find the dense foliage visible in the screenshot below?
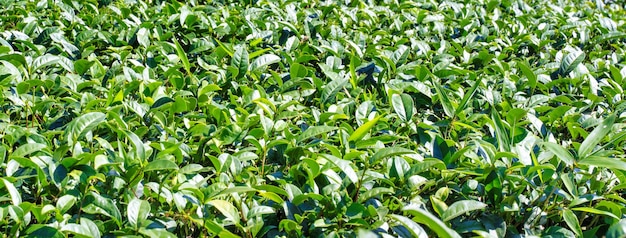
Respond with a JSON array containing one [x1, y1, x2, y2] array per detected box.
[[1, 0, 626, 237]]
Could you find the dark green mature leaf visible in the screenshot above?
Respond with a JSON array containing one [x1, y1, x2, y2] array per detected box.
[[433, 80, 455, 118], [249, 54, 280, 71], [122, 130, 146, 160], [388, 214, 428, 238], [26, 226, 64, 238], [297, 126, 337, 143], [518, 61, 537, 91], [74, 59, 94, 75], [61, 223, 91, 237], [65, 112, 106, 145], [454, 74, 480, 116], [607, 219, 626, 238], [1, 178, 21, 205], [322, 75, 348, 103], [322, 154, 358, 184], [358, 187, 393, 203], [173, 37, 192, 77], [139, 228, 177, 238], [10, 143, 47, 158], [491, 109, 511, 153], [83, 192, 122, 227], [392, 93, 414, 122], [127, 198, 150, 228], [404, 203, 462, 238], [232, 44, 249, 79], [558, 51, 585, 77]]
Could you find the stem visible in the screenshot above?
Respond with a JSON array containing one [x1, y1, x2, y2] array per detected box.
[[352, 162, 368, 202], [260, 146, 267, 177]]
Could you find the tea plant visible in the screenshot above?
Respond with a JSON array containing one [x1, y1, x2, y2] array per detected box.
[[0, 0, 626, 237]]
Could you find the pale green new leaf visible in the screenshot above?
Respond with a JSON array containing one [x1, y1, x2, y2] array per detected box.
[[441, 200, 487, 222], [297, 126, 337, 143], [370, 147, 416, 164], [349, 115, 381, 142], [207, 200, 240, 224], [578, 114, 615, 159], [562, 209, 583, 237], [541, 142, 576, 166]]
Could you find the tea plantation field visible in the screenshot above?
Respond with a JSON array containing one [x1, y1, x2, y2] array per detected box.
[[1, 0, 626, 237]]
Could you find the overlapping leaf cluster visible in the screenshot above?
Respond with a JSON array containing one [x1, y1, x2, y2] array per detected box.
[[1, 0, 626, 237]]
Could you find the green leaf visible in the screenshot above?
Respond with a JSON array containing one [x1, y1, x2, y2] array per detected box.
[[218, 186, 257, 196], [144, 160, 179, 172], [607, 219, 626, 238], [80, 218, 101, 238], [65, 112, 106, 146], [321, 154, 358, 184], [173, 37, 192, 77], [290, 63, 308, 79], [249, 54, 280, 71], [0, 53, 27, 67], [433, 80, 455, 118], [392, 93, 414, 122], [258, 191, 284, 204], [541, 142, 576, 166], [127, 198, 150, 228], [139, 228, 177, 238], [388, 214, 428, 238], [559, 51, 586, 77], [358, 187, 393, 203], [26, 226, 64, 238], [578, 156, 626, 171], [441, 200, 487, 222], [491, 109, 511, 152], [349, 115, 381, 142], [297, 126, 337, 143], [136, 28, 150, 48], [403, 203, 462, 238], [207, 200, 240, 224], [232, 44, 249, 79], [321, 75, 348, 103], [1, 178, 21, 205], [83, 192, 122, 227], [31, 54, 60, 72], [578, 114, 615, 159], [562, 209, 583, 237], [121, 130, 146, 160], [60, 223, 91, 237], [10, 143, 47, 158], [56, 195, 77, 214], [370, 147, 416, 164], [454, 74, 480, 116], [571, 207, 619, 220], [74, 59, 94, 75]]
